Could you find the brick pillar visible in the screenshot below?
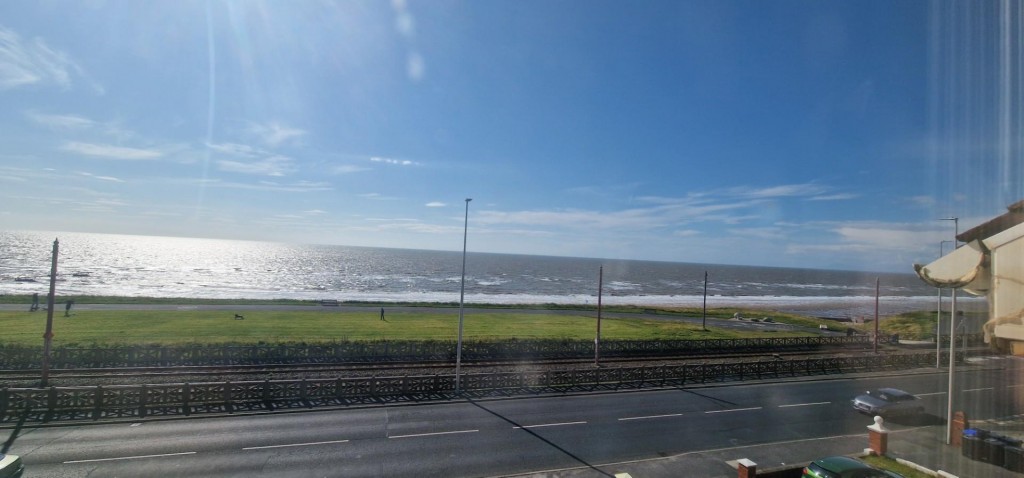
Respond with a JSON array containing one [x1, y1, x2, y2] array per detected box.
[[867, 416, 889, 456], [951, 411, 968, 447], [737, 458, 757, 478]]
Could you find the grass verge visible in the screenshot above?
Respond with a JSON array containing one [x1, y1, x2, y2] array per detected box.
[[860, 455, 932, 478], [0, 308, 813, 347]]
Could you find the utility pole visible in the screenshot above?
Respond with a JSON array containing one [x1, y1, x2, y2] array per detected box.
[[702, 271, 708, 331], [940, 216, 958, 444], [455, 198, 471, 394], [41, 238, 58, 388], [937, 240, 951, 368], [595, 266, 603, 366], [873, 277, 879, 354]]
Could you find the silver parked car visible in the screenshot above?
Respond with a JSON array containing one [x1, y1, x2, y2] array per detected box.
[[0, 454, 23, 478], [851, 388, 924, 417]]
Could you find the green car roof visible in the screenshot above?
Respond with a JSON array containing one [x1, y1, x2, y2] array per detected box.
[[806, 456, 903, 478], [816, 456, 871, 472]]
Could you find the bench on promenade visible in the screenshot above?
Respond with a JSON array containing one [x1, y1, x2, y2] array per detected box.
[[320, 299, 339, 306]]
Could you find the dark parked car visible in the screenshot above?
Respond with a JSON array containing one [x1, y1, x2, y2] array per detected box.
[[0, 454, 23, 478], [851, 388, 924, 417], [802, 456, 904, 478]]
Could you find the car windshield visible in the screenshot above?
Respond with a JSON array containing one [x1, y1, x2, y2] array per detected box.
[[1, 2, 1021, 478]]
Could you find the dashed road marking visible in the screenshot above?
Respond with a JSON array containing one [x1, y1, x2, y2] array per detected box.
[[779, 401, 830, 408], [243, 439, 350, 450], [389, 429, 479, 439], [64, 451, 197, 464], [513, 421, 587, 429], [705, 407, 762, 414], [618, 413, 683, 421]]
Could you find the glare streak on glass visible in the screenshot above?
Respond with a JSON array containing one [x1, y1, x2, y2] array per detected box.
[[198, 0, 217, 218]]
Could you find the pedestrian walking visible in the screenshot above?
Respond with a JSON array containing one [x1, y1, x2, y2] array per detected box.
[[30, 292, 39, 312], [380, 307, 385, 321], [64, 299, 74, 317]]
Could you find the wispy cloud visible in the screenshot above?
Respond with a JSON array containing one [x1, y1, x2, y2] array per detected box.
[[62, 142, 162, 160], [473, 182, 851, 237], [208, 142, 266, 158], [333, 164, 370, 174], [359, 192, 400, 200], [28, 111, 134, 140], [0, 26, 74, 89], [832, 224, 930, 251], [808, 193, 857, 201], [247, 122, 307, 147], [425, 201, 446, 207], [79, 171, 125, 183], [0, 26, 100, 92], [26, 111, 95, 129], [217, 155, 295, 177], [270, 209, 329, 220], [734, 183, 830, 199], [727, 227, 785, 240], [370, 156, 418, 166], [199, 178, 332, 192], [208, 142, 297, 177], [909, 195, 936, 208]]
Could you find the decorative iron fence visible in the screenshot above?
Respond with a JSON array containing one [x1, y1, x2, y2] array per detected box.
[[0, 336, 886, 370], [0, 351, 956, 423]]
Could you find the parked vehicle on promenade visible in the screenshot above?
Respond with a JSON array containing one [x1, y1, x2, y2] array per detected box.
[[0, 454, 24, 478], [802, 456, 904, 478], [851, 388, 924, 417]]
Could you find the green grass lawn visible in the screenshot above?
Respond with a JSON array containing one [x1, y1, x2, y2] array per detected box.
[[0, 309, 811, 347], [844, 310, 988, 340], [860, 455, 932, 478]]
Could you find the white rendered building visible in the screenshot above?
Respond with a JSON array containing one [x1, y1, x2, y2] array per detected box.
[[915, 200, 1024, 353]]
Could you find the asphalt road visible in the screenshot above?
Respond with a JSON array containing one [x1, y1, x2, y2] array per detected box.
[[5, 357, 1021, 477]]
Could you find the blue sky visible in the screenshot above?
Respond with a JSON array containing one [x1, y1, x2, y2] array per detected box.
[[1, 1, 1021, 272]]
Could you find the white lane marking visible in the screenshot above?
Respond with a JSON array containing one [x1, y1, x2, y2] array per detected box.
[[916, 392, 947, 396], [965, 387, 995, 392], [779, 401, 831, 408], [618, 413, 683, 421], [389, 429, 479, 439], [243, 439, 350, 450], [513, 421, 587, 429], [1009, 384, 1024, 388], [705, 407, 762, 414], [64, 451, 196, 464]]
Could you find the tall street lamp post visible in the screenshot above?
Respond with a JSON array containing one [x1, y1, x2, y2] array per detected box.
[[940, 216, 958, 444], [936, 240, 952, 368], [41, 238, 59, 387], [455, 198, 472, 394]]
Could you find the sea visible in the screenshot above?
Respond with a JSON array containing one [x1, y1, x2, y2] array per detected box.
[[0, 230, 980, 319]]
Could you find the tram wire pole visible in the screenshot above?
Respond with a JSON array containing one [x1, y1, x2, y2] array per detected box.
[[595, 266, 602, 366], [455, 198, 471, 395], [41, 238, 58, 388]]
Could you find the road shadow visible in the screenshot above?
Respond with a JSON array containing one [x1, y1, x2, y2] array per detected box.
[[466, 397, 615, 477], [883, 413, 945, 427], [2, 408, 31, 454], [674, 388, 740, 407]]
